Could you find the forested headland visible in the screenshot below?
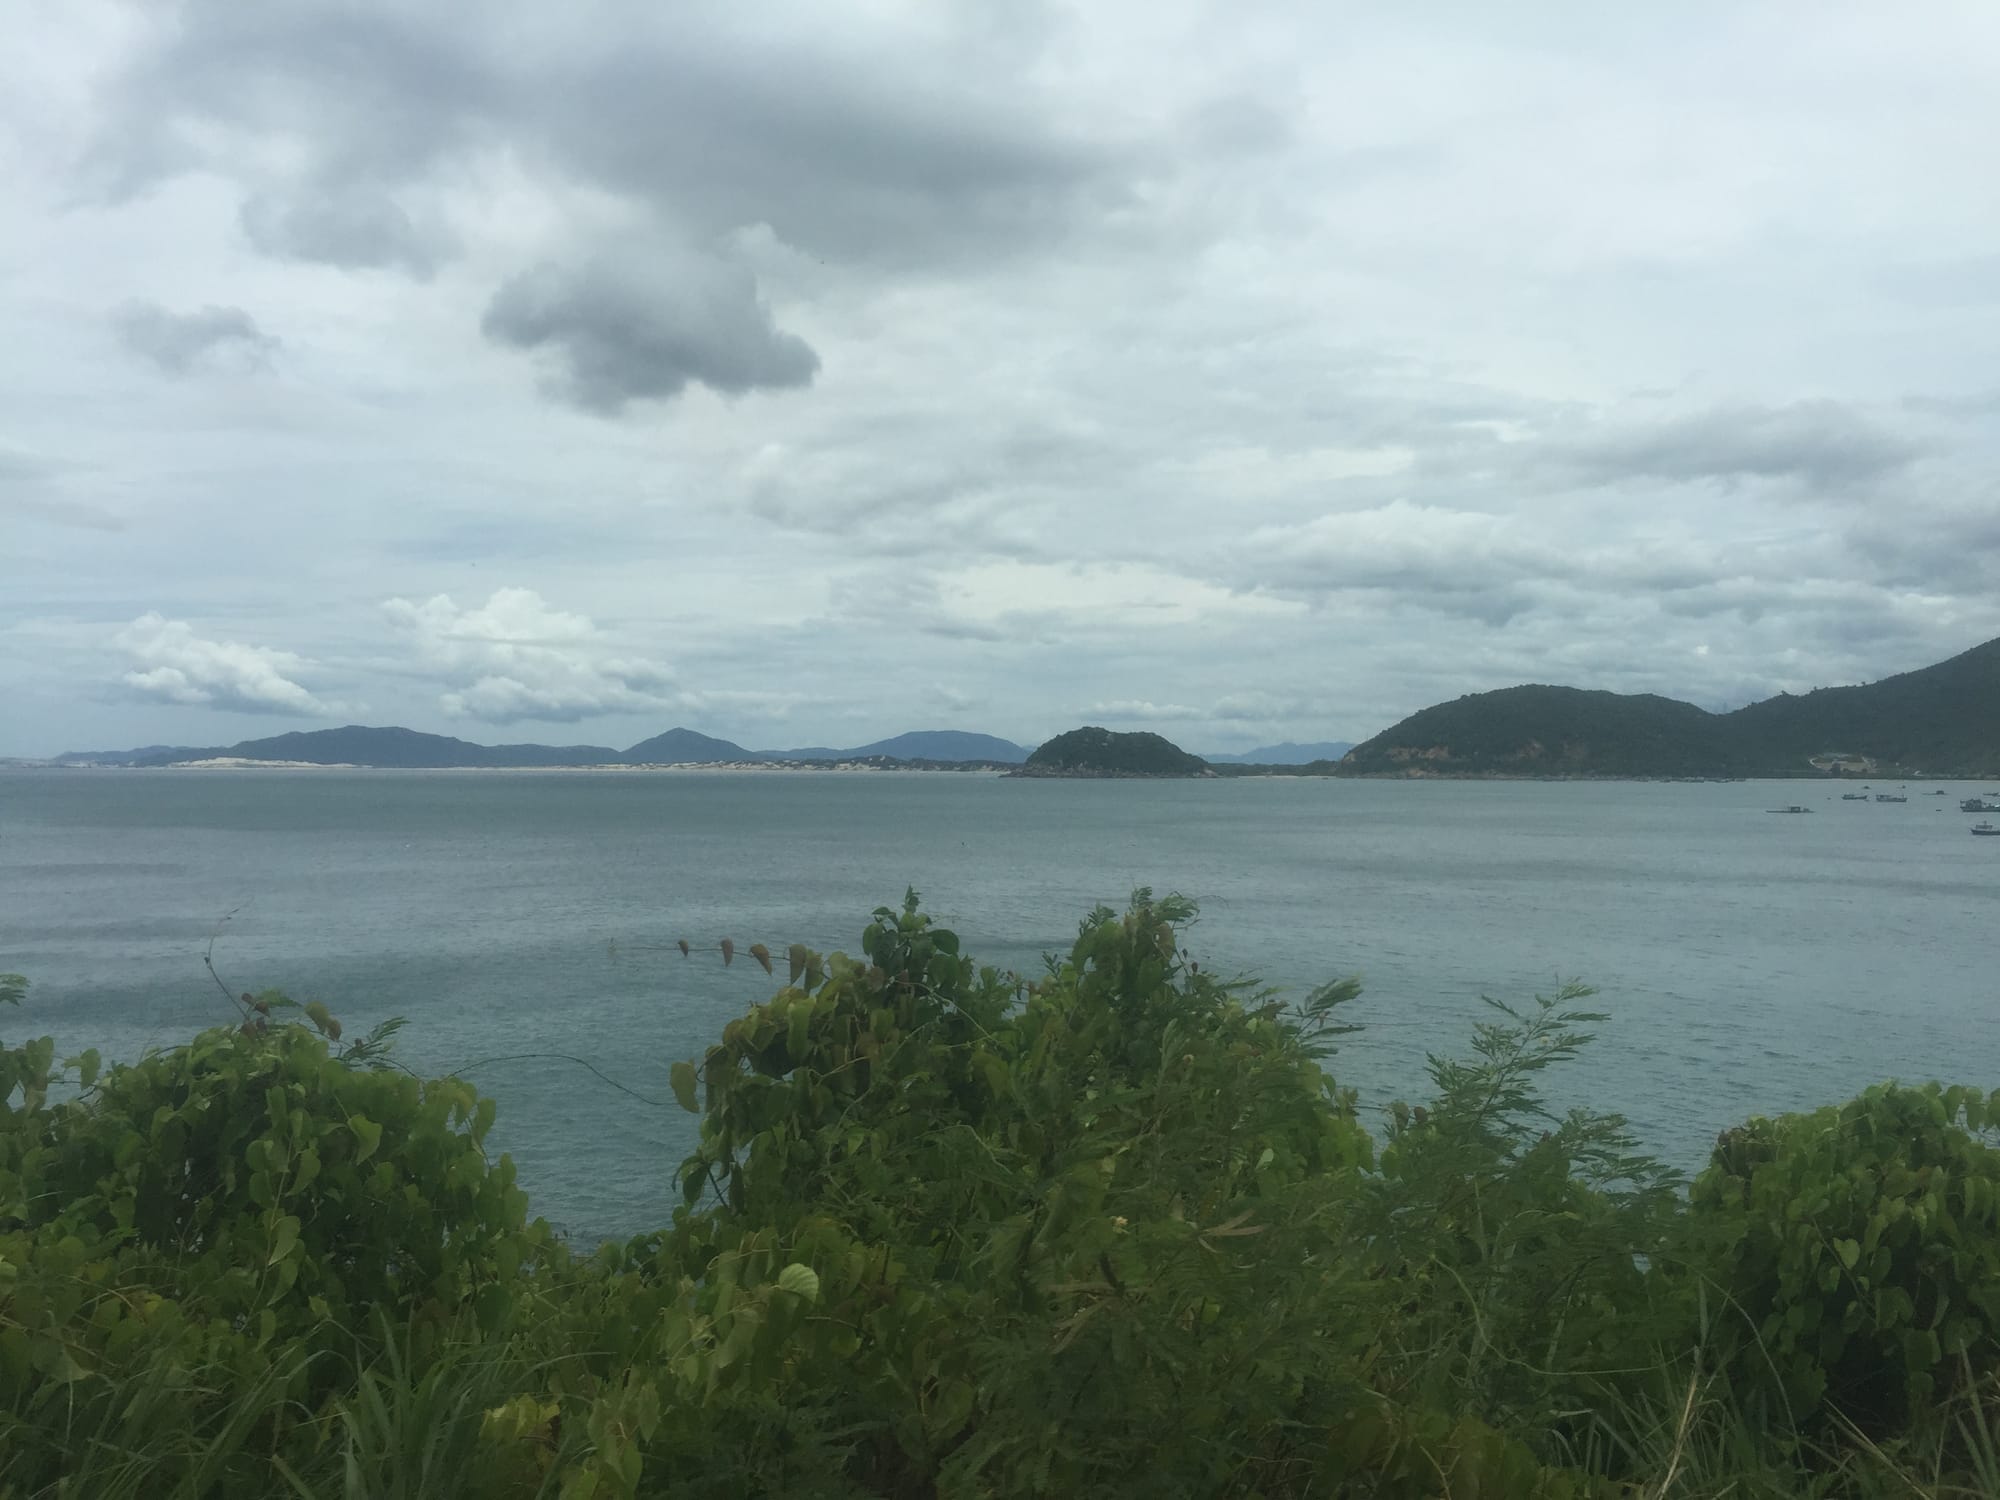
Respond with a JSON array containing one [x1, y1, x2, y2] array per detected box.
[[5, 901, 2000, 1497], [1338, 636, 2000, 778]]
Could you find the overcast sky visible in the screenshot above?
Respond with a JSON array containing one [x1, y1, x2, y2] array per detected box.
[[6, 1, 2000, 757]]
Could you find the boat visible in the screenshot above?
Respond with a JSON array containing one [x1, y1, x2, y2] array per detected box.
[[1961, 798, 2000, 813], [1928, 789, 1949, 796], [1840, 792, 1869, 801], [1875, 793, 1907, 803], [1972, 822, 2000, 837], [1767, 805, 1816, 814]]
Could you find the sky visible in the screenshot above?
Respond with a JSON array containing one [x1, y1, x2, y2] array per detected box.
[[6, 1, 2000, 758]]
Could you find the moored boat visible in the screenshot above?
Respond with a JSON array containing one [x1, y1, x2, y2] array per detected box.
[[1972, 822, 2000, 837]]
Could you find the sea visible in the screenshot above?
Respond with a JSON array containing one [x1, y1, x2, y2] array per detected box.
[[3, 767, 1994, 1243]]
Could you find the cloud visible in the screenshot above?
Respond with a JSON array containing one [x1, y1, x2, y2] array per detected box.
[[523, 21, 1128, 268], [482, 247, 819, 412], [1236, 500, 1542, 619], [0, 447, 122, 531], [1541, 401, 1920, 490], [113, 614, 336, 714], [1902, 391, 2000, 420], [1086, 699, 1202, 721], [15, 3, 2000, 761], [382, 587, 679, 721], [86, 2, 1132, 271], [111, 301, 277, 375], [240, 182, 450, 274]]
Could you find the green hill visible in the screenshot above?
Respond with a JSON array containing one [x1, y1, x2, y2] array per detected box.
[[1338, 687, 1749, 777], [1019, 726, 1209, 777], [1723, 636, 2000, 775], [622, 727, 754, 763], [1340, 636, 2000, 777]]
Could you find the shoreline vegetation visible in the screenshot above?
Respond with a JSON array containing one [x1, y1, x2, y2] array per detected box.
[[7, 895, 2000, 1496], [28, 633, 1999, 781]]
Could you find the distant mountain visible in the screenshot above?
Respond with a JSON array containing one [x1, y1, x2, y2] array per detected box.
[[623, 727, 754, 763], [1016, 727, 1209, 777], [119, 726, 624, 769], [840, 731, 1027, 763], [1340, 636, 2000, 778], [1202, 741, 1354, 766], [744, 731, 1026, 763], [62, 723, 1029, 769]]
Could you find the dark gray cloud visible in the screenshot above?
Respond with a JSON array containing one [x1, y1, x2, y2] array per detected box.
[[481, 249, 819, 412], [1839, 498, 2000, 595], [87, 2, 496, 199], [88, 1, 1136, 269], [240, 182, 449, 274], [527, 38, 1129, 267], [1542, 401, 1920, 491], [111, 301, 277, 375]]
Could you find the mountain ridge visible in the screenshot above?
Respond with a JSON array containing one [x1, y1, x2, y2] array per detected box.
[[58, 724, 1031, 769], [1340, 636, 2000, 777]]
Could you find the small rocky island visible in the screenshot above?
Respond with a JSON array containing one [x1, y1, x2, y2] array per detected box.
[[1006, 726, 1213, 778]]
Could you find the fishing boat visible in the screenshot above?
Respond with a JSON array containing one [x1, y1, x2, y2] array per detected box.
[[1972, 822, 2000, 837], [1875, 793, 1907, 803], [1767, 805, 1815, 814], [1840, 792, 1869, 801], [1962, 798, 2000, 813]]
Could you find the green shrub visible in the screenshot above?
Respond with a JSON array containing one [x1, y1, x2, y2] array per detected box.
[[6, 904, 2000, 1497], [1687, 1081, 2000, 1431], [0, 989, 552, 1494]]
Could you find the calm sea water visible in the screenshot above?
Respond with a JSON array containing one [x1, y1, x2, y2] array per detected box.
[[3, 768, 1995, 1241]]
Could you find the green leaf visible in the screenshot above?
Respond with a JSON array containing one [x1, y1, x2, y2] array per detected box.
[[670, 1060, 699, 1114], [351, 1115, 382, 1164], [267, 1215, 301, 1267], [776, 1263, 820, 1303], [1836, 1237, 1860, 1270]]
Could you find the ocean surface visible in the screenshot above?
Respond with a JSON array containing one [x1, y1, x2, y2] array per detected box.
[[3, 767, 1995, 1242]]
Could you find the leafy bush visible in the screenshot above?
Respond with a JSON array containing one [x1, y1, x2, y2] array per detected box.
[[5, 903, 2000, 1496], [1687, 1081, 2000, 1430], [0, 983, 551, 1495]]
